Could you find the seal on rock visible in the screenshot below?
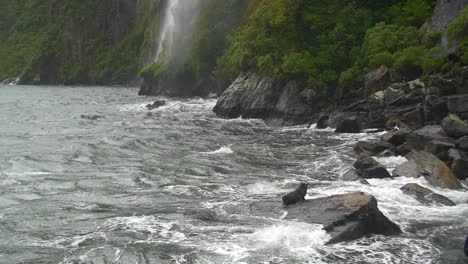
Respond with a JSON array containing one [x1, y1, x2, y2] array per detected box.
[[282, 183, 308, 206]]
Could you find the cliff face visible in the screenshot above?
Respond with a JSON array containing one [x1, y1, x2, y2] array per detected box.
[[0, 0, 161, 85], [422, 0, 468, 54]]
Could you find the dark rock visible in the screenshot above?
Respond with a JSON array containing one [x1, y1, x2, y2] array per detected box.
[[316, 114, 329, 129], [354, 154, 392, 179], [424, 140, 456, 155], [455, 136, 468, 150], [448, 148, 468, 180], [385, 117, 411, 131], [213, 73, 319, 125], [397, 142, 419, 156], [335, 117, 363, 133], [364, 65, 392, 94], [381, 129, 409, 147], [447, 94, 468, 115], [424, 95, 448, 123], [354, 141, 397, 156], [146, 100, 166, 110], [327, 111, 368, 129], [392, 161, 421, 178], [400, 183, 455, 206], [437, 151, 450, 163], [406, 150, 463, 189], [342, 169, 370, 184], [441, 114, 468, 139], [250, 192, 402, 244], [406, 125, 454, 151], [399, 107, 425, 130]]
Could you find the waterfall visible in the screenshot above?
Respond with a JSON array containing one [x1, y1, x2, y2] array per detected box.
[[154, 0, 180, 62]]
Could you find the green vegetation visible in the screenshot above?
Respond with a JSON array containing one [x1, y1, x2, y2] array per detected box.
[[0, 0, 160, 84], [217, 0, 449, 99]]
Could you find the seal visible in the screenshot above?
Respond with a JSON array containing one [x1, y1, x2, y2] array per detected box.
[[282, 183, 308, 206]]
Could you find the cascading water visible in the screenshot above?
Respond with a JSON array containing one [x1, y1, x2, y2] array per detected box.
[[154, 0, 180, 62]]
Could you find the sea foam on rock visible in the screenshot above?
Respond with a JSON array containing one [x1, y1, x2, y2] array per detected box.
[[249, 192, 401, 244]]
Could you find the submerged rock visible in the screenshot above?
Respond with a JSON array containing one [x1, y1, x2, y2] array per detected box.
[[400, 183, 455, 206], [146, 100, 166, 110], [335, 117, 363, 133], [406, 150, 463, 189], [250, 192, 401, 244], [354, 154, 392, 179], [441, 114, 468, 139]]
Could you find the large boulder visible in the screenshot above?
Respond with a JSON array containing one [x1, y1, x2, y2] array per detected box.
[[342, 169, 370, 184], [441, 114, 468, 139], [335, 117, 364, 133], [424, 140, 456, 155], [364, 65, 393, 94], [213, 73, 318, 125], [392, 161, 422, 178], [447, 94, 468, 115], [400, 183, 455, 206], [381, 129, 409, 147], [423, 95, 448, 123], [249, 192, 402, 244], [354, 154, 392, 179], [316, 114, 330, 129], [448, 148, 468, 180], [406, 125, 454, 151], [354, 141, 397, 156], [406, 150, 463, 189], [455, 136, 468, 150]]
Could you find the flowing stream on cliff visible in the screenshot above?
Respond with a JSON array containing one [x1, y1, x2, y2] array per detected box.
[[0, 85, 467, 264]]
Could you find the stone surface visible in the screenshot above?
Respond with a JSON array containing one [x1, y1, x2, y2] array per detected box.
[[364, 65, 392, 94], [406, 125, 454, 151], [316, 114, 330, 129], [335, 117, 364, 133], [392, 161, 422, 178], [249, 192, 402, 244], [146, 100, 166, 110], [424, 140, 456, 155], [455, 136, 468, 150], [381, 129, 409, 147], [354, 141, 397, 156], [448, 148, 468, 180], [354, 154, 392, 179], [342, 169, 370, 184], [441, 114, 468, 139], [406, 150, 463, 189], [400, 183, 456, 206], [447, 94, 468, 115]]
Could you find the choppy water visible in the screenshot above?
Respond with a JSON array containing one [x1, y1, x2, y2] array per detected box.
[[0, 85, 467, 264]]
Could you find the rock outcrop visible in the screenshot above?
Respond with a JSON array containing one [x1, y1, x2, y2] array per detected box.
[[213, 73, 321, 125], [249, 192, 401, 244], [441, 114, 468, 139], [400, 183, 456, 206], [354, 154, 392, 179]]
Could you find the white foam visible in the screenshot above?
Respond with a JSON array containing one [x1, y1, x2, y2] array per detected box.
[[204, 146, 234, 154]]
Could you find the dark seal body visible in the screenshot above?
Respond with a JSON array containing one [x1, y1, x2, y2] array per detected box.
[[282, 183, 308, 206]]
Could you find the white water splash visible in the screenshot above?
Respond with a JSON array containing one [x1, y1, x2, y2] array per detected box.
[[204, 146, 234, 155], [155, 0, 180, 62]]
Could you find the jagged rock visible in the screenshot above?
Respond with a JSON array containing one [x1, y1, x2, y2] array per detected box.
[[385, 117, 411, 130], [327, 111, 368, 129], [335, 117, 363, 133], [213, 73, 318, 125], [399, 107, 425, 130], [354, 141, 397, 156], [447, 94, 468, 115], [406, 150, 463, 189], [316, 114, 329, 129], [400, 183, 455, 206], [342, 169, 370, 184], [364, 65, 392, 94], [354, 154, 392, 179], [249, 192, 402, 244], [424, 140, 456, 155], [455, 136, 468, 150], [406, 125, 454, 151], [424, 95, 448, 123], [441, 114, 468, 139], [146, 100, 166, 110], [381, 129, 409, 147], [393, 161, 421, 178], [448, 148, 468, 180]]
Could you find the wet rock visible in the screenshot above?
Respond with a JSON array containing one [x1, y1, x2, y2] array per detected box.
[[448, 148, 468, 180], [146, 100, 166, 110], [250, 192, 402, 244], [400, 183, 455, 206], [447, 94, 468, 115], [424, 95, 448, 123], [455, 136, 468, 150], [354, 141, 397, 156], [335, 117, 363, 133], [406, 125, 454, 151], [392, 161, 421, 178], [282, 183, 307, 206], [189, 208, 220, 222], [316, 114, 329, 129], [381, 129, 409, 147], [406, 150, 463, 189], [342, 169, 370, 184], [424, 140, 456, 155], [399, 107, 425, 130], [441, 114, 468, 139], [354, 154, 392, 179], [327, 112, 368, 129]]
